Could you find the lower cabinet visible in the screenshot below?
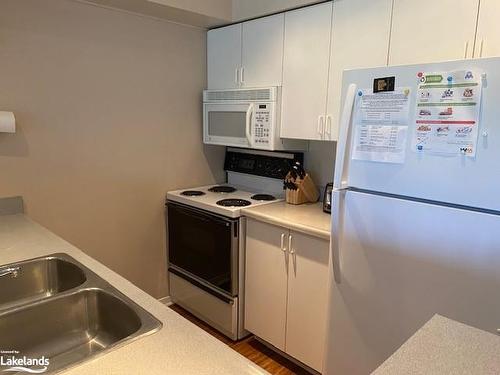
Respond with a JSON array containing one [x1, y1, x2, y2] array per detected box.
[[245, 218, 329, 372]]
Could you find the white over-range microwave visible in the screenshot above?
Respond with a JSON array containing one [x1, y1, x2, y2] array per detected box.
[[203, 87, 306, 151]]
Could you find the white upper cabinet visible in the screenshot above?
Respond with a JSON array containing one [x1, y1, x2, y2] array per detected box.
[[207, 24, 242, 89], [281, 2, 333, 141], [325, 0, 393, 140], [389, 0, 480, 66], [474, 0, 500, 58], [207, 15, 284, 89], [206, 0, 493, 141], [242, 14, 284, 87]]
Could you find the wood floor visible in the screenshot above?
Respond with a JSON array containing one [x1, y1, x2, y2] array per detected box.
[[169, 304, 312, 375]]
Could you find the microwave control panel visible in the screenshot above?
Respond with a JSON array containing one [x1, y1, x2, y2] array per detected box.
[[253, 104, 271, 145]]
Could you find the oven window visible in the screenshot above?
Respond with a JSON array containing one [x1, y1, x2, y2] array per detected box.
[[168, 204, 235, 295], [208, 111, 246, 138]]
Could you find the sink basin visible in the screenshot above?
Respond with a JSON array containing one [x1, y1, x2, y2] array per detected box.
[[0, 289, 155, 373], [0, 254, 162, 373], [0, 257, 86, 309]]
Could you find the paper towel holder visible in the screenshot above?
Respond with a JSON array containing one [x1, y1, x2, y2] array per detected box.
[[0, 111, 16, 133]]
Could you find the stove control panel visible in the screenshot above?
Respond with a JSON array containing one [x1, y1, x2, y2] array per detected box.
[[224, 148, 304, 180], [253, 104, 271, 146]]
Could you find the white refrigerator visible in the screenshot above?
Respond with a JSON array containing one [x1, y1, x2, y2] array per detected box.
[[324, 57, 500, 374]]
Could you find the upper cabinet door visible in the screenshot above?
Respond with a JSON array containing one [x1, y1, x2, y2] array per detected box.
[[474, 0, 500, 58], [207, 24, 242, 89], [389, 0, 479, 66], [325, 0, 393, 141], [242, 14, 284, 88], [281, 2, 333, 140]]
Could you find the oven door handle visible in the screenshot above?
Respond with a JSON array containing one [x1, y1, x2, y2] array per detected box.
[[245, 103, 254, 147], [168, 202, 234, 227]]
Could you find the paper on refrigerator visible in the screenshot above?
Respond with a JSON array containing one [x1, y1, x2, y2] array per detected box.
[[411, 70, 483, 157], [352, 87, 411, 164]]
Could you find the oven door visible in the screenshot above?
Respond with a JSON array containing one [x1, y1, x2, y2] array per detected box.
[[203, 103, 254, 148], [167, 202, 238, 298]]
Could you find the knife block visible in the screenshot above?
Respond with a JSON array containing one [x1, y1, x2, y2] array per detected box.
[[286, 187, 309, 205], [285, 173, 319, 205]]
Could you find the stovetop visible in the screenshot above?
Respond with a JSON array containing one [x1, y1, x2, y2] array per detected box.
[[166, 184, 283, 218]]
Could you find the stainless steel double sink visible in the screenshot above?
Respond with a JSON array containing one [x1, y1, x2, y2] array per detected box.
[[0, 253, 162, 373]]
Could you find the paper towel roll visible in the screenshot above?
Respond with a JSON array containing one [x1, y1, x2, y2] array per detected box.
[[0, 111, 16, 133]]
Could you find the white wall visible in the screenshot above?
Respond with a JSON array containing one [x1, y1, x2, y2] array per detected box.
[[232, 0, 322, 21], [0, 0, 225, 298]]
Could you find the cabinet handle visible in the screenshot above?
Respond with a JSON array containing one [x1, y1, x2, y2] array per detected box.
[[317, 115, 324, 139], [288, 235, 294, 254], [240, 67, 245, 85], [280, 233, 286, 252], [235, 68, 239, 86], [464, 41, 469, 59], [325, 115, 332, 138], [288, 234, 296, 275]]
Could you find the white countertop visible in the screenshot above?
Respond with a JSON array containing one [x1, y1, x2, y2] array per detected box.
[[373, 315, 500, 374], [0, 214, 267, 375], [242, 201, 331, 240]]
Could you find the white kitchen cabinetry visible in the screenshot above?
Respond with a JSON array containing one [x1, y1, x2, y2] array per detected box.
[[389, 0, 480, 65], [245, 218, 329, 372], [242, 14, 284, 87], [326, 0, 393, 140], [281, 2, 333, 141], [245, 219, 288, 350], [207, 24, 241, 89], [474, 0, 500, 58], [207, 15, 284, 89], [285, 230, 329, 371]]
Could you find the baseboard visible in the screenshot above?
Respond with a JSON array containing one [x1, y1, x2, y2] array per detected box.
[[158, 295, 173, 306], [254, 337, 320, 375]]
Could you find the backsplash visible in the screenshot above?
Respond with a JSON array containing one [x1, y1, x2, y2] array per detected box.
[[304, 141, 336, 201], [0, 196, 24, 215]]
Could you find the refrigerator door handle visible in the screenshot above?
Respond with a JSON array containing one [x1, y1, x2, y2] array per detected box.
[[333, 83, 357, 190], [331, 189, 345, 284]]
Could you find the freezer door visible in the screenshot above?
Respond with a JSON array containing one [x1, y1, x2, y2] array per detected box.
[[324, 190, 500, 375], [339, 57, 500, 211]]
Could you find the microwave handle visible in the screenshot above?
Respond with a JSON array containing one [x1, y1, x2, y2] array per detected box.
[[245, 103, 254, 147]]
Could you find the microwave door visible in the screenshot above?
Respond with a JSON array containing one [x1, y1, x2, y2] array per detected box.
[[203, 103, 252, 147]]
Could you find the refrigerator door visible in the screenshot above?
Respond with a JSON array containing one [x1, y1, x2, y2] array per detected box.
[[324, 189, 500, 375], [339, 57, 500, 211]]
